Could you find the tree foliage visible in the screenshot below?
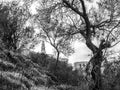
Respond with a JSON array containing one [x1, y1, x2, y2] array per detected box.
[[29, 51, 83, 86], [0, 0, 37, 52], [1, 0, 120, 90], [34, 0, 120, 90], [34, 1, 74, 68]]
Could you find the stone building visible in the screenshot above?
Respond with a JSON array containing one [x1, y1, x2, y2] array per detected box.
[[41, 40, 46, 54], [74, 61, 88, 70], [74, 61, 88, 76]]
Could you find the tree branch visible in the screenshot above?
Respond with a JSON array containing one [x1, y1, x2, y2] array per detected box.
[[62, 0, 84, 17], [42, 28, 53, 46], [92, 19, 110, 28], [79, 0, 86, 15], [63, 0, 91, 37], [63, 0, 97, 53], [110, 40, 120, 48], [71, 0, 75, 5], [106, 20, 120, 43]]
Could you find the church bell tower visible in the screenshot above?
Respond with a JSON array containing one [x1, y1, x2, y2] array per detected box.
[[41, 40, 46, 54]]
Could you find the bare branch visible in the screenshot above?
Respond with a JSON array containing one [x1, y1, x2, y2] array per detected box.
[[79, 0, 86, 15], [42, 28, 53, 45], [106, 21, 120, 42], [62, 0, 84, 17], [110, 40, 120, 48], [99, 28, 117, 39], [71, 0, 75, 5], [93, 19, 110, 28], [66, 14, 77, 28], [63, 0, 91, 38]]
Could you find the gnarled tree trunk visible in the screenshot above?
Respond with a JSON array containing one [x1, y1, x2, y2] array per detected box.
[[90, 51, 103, 90], [85, 39, 104, 90]]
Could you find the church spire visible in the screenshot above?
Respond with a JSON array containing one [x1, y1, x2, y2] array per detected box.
[[41, 40, 46, 54]]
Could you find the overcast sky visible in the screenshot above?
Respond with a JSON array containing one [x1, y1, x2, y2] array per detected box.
[[68, 41, 92, 64]]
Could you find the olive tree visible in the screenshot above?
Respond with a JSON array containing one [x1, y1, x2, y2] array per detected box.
[[61, 0, 120, 90], [35, 0, 120, 90]]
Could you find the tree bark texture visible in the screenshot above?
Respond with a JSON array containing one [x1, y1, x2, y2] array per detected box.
[[87, 51, 103, 90]]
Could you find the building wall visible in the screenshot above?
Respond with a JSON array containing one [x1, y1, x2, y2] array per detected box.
[[74, 61, 88, 76], [74, 61, 88, 70]]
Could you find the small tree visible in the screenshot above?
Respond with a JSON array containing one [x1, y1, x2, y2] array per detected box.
[[0, 1, 31, 51], [37, 0, 120, 90], [35, 2, 74, 69]]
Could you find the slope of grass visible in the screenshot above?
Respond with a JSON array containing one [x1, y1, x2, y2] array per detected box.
[[0, 50, 50, 90]]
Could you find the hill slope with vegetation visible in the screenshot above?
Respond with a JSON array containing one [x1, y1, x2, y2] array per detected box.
[[0, 49, 50, 90]]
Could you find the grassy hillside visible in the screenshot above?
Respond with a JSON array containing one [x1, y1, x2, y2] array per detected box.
[[0, 49, 50, 90]]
